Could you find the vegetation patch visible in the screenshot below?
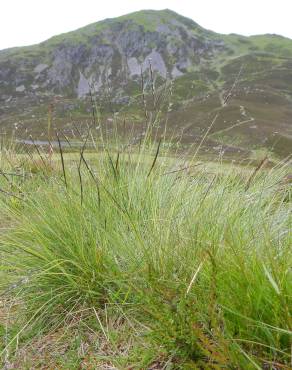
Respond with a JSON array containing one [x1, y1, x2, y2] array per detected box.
[[0, 128, 291, 368]]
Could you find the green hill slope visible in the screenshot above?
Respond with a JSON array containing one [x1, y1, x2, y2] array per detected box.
[[1, 9, 292, 158]]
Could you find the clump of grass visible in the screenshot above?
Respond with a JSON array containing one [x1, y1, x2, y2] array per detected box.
[[0, 130, 291, 368], [0, 68, 291, 367]]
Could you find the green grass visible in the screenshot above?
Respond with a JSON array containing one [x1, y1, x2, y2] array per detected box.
[[0, 132, 291, 368]]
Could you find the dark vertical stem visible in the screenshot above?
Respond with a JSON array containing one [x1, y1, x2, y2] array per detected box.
[[147, 138, 162, 178], [140, 67, 148, 119], [77, 163, 83, 205], [148, 60, 156, 111], [56, 132, 67, 189]]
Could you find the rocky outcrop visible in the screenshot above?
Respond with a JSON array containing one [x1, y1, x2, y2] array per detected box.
[[1, 10, 292, 160], [0, 9, 232, 102]]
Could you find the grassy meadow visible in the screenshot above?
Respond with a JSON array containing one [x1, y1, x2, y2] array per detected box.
[[0, 122, 291, 369]]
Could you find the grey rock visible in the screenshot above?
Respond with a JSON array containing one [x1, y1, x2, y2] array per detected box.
[[171, 65, 184, 78], [143, 50, 167, 78], [156, 24, 171, 34], [47, 49, 73, 88], [77, 71, 90, 98], [16, 85, 25, 92], [34, 64, 49, 74], [127, 57, 141, 76]]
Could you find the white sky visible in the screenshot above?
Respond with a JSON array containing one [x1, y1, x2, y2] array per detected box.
[[1, 0, 292, 50]]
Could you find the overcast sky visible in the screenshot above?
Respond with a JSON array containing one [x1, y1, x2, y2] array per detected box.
[[1, 0, 292, 50]]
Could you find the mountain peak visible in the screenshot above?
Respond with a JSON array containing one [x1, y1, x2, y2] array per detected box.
[[113, 8, 201, 30], [1, 9, 292, 157]]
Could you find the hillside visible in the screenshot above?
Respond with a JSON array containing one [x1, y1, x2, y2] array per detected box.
[[1, 9, 292, 158], [0, 11, 292, 368]]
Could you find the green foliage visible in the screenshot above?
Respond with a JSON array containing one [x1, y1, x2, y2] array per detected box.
[[250, 34, 292, 57], [0, 132, 291, 367], [173, 73, 209, 100]]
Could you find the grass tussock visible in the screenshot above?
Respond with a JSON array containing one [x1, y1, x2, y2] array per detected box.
[[0, 131, 291, 369]]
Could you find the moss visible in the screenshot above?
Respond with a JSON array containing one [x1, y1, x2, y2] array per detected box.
[[124, 81, 140, 96], [172, 73, 209, 100]]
